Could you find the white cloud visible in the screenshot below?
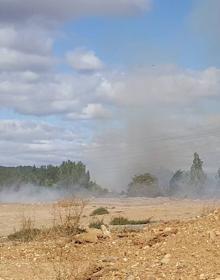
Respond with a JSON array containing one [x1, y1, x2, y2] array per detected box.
[[0, 66, 220, 117], [104, 67, 220, 106], [66, 49, 103, 72], [0, 120, 84, 166], [0, 26, 53, 54], [0, 48, 54, 71], [67, 103, 111, 120]]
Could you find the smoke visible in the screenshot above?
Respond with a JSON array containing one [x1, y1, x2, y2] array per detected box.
[[0, 184, 100, 203]]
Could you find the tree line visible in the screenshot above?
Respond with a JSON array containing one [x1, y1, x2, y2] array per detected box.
[[127, 153, 220, 198], [0, 160, 107, 195]]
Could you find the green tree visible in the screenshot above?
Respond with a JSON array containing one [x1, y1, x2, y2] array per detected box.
[[190, 152, 206, 190], [127, 173, 160, 197]]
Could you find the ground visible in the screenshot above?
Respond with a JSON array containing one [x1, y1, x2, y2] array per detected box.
[[0, 197, 219, 280]]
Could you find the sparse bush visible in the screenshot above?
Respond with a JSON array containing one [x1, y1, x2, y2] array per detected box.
[[89, 218, 104, 229], [110, 216, 152, 225], [90, 207, 109, 216], [51, 198, 87, 236], [8, 215, 40, 242]]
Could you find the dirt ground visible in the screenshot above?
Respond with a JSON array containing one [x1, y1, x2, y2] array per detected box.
[[0, 197, 220, 280]]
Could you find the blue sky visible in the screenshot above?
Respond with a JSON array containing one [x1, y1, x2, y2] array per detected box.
[[0, 0, 220, 188], [54, 0, 216, 70]]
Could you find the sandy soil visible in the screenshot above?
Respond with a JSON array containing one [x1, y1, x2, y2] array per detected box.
[[0, 197, 219, 280], [0, 197, 219, 236]]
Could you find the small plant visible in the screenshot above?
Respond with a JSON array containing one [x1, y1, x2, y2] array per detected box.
[[8, 215, 40, 242], [51, 198, 87, 236], [89, 218, 104, 229], [90, 207, 109, 216], [110, 216, 152, 225]]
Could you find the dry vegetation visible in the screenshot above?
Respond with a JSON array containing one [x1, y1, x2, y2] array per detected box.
[[0, 198, 220, 279]]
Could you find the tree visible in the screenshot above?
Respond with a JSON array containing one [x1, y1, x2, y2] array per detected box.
[[127, 173, 160, 197], [190, 152, 206, 191], [169, 170, 190, 196]]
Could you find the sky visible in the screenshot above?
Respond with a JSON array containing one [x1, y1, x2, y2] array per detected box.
[[0, 0, 220, 189]]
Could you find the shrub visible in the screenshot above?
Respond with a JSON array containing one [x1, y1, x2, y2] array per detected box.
[[90, 207, 109, 216], [8, 216, 40, 242], [51, 198, 87, 236], [110, 216, 152, 225], [89, 218, 104, 229]]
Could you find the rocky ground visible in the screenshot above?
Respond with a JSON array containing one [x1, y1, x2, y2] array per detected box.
[[0, 198, 219, 280]]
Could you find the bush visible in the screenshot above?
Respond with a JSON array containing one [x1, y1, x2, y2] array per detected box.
[[90, 207, 109, 216], [51, 198, 87, 236], [110, 216, 152, 225], [127, 173, 160, 197], [8, 216, 41, 242], [89, 218, 104, 229]]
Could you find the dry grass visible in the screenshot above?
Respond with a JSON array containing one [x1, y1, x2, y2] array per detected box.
[[8, 198, 87, 242], [8, 215, 41, 242], [89, 218, 104, 229], [110, 216, 152, 225], [50, 198, 87, 236]]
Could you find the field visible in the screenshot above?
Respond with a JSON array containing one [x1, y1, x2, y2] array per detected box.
[[0, 197, 220, 280]]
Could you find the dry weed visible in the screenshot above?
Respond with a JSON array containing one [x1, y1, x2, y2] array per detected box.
[[8, 215, 40, 242], [50, 198, 87, 237]]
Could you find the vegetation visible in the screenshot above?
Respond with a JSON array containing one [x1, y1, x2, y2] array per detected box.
[[169, 153, 207, 197], [90, 207, 109, 216], [89, 218, 104, 229], [110, 216, 152, 225], [0, 160, 108, 195], [8, 216, 41, 242], [190, 152, 206, 189], [8, 198, 87, 242], [127, 173, 160, 197]]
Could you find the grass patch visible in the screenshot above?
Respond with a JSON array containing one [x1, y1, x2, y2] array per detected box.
[[90, 207, 109, 216], [110, 216, 152, 226], [8, 228, 41, 242], [8, 198, 87, 242], [89, 218, 104, 229], [8, 216, 41, 242]]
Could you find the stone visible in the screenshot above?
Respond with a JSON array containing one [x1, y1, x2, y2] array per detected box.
[[208, 230, 216, 241], [101, 256, 118, 263], [126, 275, 135, 280], [101, 225, 111, 238], [161, 254, 171, 264]]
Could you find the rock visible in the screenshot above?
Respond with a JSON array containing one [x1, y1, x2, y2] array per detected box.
[[101, 225, 111, 238], [101, 256, 118, 263], [161, 254, 171, 264], [126, 275, 135, 280], [164, 227, 172, 233], [199, 274, 208, 280], [208, 230, 216, 241]]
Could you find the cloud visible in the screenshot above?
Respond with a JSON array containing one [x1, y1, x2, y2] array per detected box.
[[66, 49, 103, 72], [0, 120, 84, 166], [99, 66, 220, 106], [0, 26, 53, 54], [67, 103, 111, 120], [0, 0, 151, 23], [0, 66, 220, 117], [0, 48, 54, 72], [0, 25, 55, 72]]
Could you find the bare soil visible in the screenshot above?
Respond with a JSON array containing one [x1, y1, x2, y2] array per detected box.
[[0, 197, 219, 280]]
